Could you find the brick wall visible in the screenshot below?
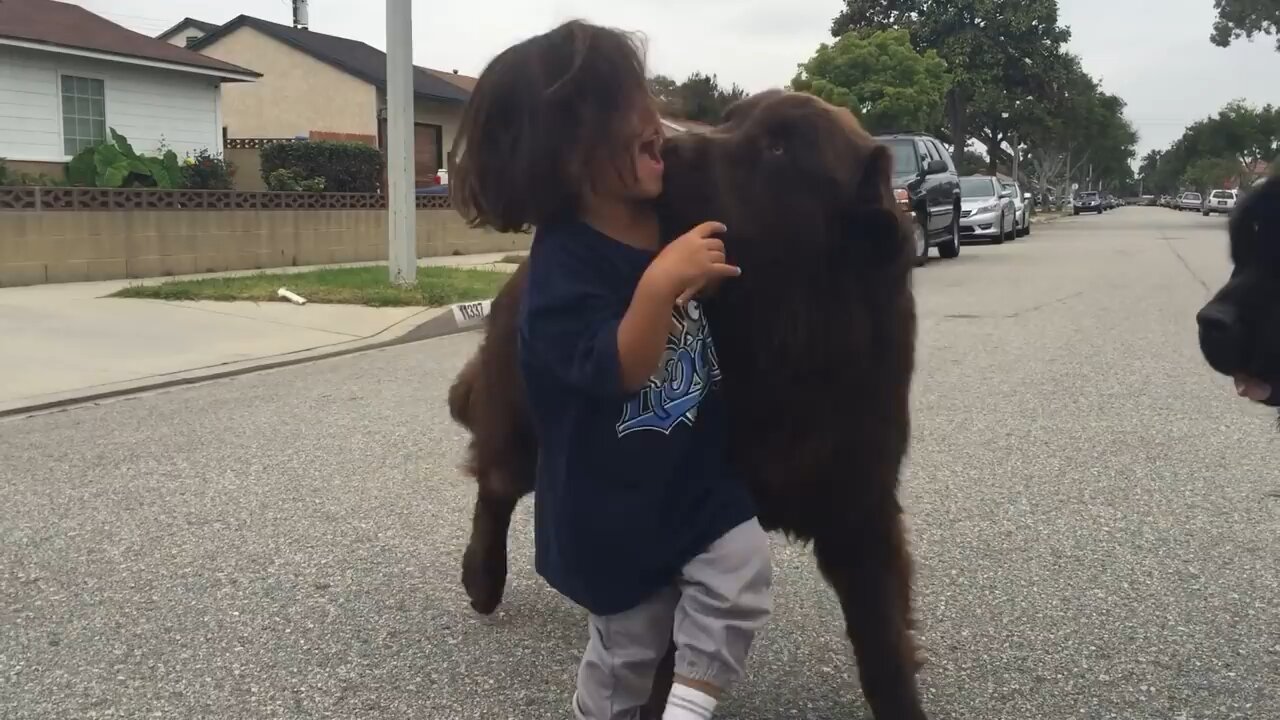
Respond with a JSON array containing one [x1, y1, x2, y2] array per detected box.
[[0, 191, 528, 287]]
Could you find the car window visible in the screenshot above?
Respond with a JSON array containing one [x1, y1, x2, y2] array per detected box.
[[927, 140, 953, 170], [1211, 190, 1233, 199], [921, 141, 941, 163], [1078, 192, 1098, 200], [1187, 193, 1202, 201], [882, 139, 921, 175], [960, 178, 996, 198]]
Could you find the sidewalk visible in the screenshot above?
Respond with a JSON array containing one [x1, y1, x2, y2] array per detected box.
[[0, 254, 521, 415]]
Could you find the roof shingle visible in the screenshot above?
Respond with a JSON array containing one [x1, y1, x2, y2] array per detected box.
[[0, 0, 258, 78]]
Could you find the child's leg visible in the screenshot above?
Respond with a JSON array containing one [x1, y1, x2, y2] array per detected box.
[[665, 518, 772, 719], [575, 586, 681, 720]]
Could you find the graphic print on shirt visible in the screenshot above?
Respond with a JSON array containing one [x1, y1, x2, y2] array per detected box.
[[617, 300, 722, 436]]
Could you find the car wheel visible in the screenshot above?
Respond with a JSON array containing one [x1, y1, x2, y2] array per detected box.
[[1024, 212, 1032, 236], [1096, 208, 1102, 215], [1073, 209, 1080, 216], [993, 212, 1006, 244], [1202, 209, 1210, 216], [938, 210, 961, 259], [912, 216, 929, 266]]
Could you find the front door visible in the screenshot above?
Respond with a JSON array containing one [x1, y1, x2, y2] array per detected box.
[[379, 120, 443, 187]]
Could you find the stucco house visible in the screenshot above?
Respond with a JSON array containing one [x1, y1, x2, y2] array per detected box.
[[0, 0, 258, 180], [157, 15, 473, 188]]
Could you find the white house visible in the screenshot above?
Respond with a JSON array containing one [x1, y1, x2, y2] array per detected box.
[[0, 0, 258, 180]]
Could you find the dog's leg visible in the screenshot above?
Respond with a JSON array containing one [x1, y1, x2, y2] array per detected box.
[[814, 509, 926, 720], [460, 462, 528, 614]]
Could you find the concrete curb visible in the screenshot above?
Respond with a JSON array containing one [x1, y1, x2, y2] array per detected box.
[[0, 299, 495, 419]]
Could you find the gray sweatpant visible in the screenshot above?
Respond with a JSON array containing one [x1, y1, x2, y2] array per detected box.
[[573, 518, 773, 720]]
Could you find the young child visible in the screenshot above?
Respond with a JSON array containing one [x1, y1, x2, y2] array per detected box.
[[452, 20, 772, 720]]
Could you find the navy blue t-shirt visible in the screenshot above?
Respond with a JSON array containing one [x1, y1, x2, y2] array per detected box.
[[518, 220, 756, 617]]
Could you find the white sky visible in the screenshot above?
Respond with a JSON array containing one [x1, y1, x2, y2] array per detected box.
[[70, 0, 1280, 160]]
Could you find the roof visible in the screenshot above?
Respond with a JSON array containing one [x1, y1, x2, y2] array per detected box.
[[155, 17, 221, 42], [0, 0, 259, 80], [191, 15, 470, 103], [426, 68, 477, 92]]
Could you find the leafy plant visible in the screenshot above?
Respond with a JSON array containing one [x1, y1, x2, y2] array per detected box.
[[181, 149, 236, 190], [266, 168, 302, 191], [298, 176, 326, 193], [0, 158, 10, 186], [66, 128, 184, 188], [259, 140, 383, 193]]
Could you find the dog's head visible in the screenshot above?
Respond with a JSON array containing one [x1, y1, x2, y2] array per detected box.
[[658, 90, 910, 280], [1196, 176, 1280, 406]]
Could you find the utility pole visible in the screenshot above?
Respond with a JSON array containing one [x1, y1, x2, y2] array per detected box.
[[385, 0, 416, 285], [292, 0, 308, 29]]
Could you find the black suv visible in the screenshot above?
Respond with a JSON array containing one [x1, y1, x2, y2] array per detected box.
[[875, 132, 962, 265]]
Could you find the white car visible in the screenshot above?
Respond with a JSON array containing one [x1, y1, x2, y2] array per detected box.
[[1001, 180, 1033, 236], [1177, 192, 1203, 211], [958, 176, 1017, 243], [1202, 189, 1237, 216]]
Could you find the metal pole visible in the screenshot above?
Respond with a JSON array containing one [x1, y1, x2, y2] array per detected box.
[[386, 0, 416, 285]]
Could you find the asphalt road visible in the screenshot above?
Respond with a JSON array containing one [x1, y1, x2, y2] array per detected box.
[[2, 207, 1277, 720]]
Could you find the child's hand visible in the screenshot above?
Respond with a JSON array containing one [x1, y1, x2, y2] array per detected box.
[[644, 222, 741, 305]]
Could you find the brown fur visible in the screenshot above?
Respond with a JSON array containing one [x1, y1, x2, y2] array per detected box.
[[450, 91, 928, 720]]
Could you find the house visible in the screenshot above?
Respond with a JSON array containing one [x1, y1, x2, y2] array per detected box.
[[164, 15, 473, 188], [0, 0, 258, 180], [156, 18, 222, 49]]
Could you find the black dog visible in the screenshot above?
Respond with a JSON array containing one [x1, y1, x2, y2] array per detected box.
[[1196, 176, 1280, 405]]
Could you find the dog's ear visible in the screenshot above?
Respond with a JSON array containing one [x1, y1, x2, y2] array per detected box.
[[841, 144, 908, 268]]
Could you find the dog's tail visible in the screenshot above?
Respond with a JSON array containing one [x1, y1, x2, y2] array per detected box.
[[448, 355, 480, 429]]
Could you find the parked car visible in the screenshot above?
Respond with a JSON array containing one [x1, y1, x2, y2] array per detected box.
[[1000, 179, 1033, 236], [1074, 191, 1103, 215], [415, 169, 450, 196], [1177, 191, 1203, 211], [876, 132, 962, 265], [958, 175, 1017, 243], [1202, 189, 1237, 215], [1141, 195, 1156, 206]]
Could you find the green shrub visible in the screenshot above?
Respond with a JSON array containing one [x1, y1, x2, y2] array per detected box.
[[0, 159, 10, 186], [66, 128, 183, 188], [181, 149, 235, 190], [259, 140, 383, 193], [266, 168, 302, 192]]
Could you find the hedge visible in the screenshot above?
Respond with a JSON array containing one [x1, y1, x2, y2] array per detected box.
[[260, 140, 384, 193]]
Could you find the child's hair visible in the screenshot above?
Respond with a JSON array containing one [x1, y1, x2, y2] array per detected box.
[[451, 20, 652, 233]]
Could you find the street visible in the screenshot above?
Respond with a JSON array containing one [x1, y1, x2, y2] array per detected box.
[[2, 208, 1277, 720]]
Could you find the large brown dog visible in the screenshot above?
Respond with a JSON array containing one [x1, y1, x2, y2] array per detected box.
[[449, 91, 927, 720]]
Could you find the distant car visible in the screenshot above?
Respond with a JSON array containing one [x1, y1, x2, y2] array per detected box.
[[1073, 191, 1103, 215], [1001, 179, 1033, 236], [958, 175, 1017, 243], [1141, 195, 1156, 206], [1178, 192, 1203, 211], [415, 169, 450, 196], [876, 132, 962, 265], [1202, 189, 1237, 215]]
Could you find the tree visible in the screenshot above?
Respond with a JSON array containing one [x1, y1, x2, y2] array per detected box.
[[831, 0, 1071, 160], [1181, 156, 1244, 192], [791, 29, 951, 135], [1145, 100, 1280, 193], [1211, 0, 1280, 51], [649, 72, 746, 124]]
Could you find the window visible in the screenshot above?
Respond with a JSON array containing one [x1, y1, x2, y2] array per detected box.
[[928, 140, 952, 169], [61, 75, 106, 155], [960, 177, 997, 198], [881, 139, 919, 175], [184, 35, 201, 47], [921, 141, 941, 163]]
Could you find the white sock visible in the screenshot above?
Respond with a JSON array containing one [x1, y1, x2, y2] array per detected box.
[[662, 683, 718, 720]]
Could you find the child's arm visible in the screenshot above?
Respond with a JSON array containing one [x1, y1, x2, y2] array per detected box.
[[616, 222, 739, 391]]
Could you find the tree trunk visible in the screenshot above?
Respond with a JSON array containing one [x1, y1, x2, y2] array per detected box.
[[946, 88, 966, 168]]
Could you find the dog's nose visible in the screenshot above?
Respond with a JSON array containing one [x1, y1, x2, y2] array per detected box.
[[1196, 302, 1244, 373]]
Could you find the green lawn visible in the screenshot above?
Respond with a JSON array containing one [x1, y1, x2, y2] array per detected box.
[[111, 265, 512, 307]]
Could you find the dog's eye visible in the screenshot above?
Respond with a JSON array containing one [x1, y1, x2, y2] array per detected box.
[[768, 143, 785, 156]]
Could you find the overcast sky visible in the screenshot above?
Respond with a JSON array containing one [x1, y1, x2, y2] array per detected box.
[[74, 0, 1280, 161]]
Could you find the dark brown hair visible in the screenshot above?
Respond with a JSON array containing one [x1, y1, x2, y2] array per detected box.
[[451, 20, 651, 233]]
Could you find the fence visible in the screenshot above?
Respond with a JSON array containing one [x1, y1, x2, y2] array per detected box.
[[0, 188, 528, 287]]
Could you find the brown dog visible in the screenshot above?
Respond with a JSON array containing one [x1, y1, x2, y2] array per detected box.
[[449, 90, 927, 720]]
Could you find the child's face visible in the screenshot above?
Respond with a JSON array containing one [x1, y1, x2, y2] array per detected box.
[[591, 98, 665, 202]]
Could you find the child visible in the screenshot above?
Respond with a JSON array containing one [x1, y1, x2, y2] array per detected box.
[[452, 20, 772, 720]]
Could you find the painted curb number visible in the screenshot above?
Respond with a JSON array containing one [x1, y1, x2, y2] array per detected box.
[[451, 300, 492, 328]]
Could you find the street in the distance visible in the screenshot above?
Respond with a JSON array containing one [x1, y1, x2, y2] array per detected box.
[[2, 208, 1275, 720]]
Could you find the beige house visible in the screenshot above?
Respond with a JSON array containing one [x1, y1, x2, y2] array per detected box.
[[157, 15, 473, 189]]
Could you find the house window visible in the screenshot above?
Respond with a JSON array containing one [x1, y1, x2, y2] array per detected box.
[[61, 75, 106, 155]]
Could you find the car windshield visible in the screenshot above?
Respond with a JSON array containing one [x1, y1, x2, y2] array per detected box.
[[960, 178, 996, 198], [881, 139, 919, 175], [1186, 193, 1202, 201], [1078, 192, 1098, 200]]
